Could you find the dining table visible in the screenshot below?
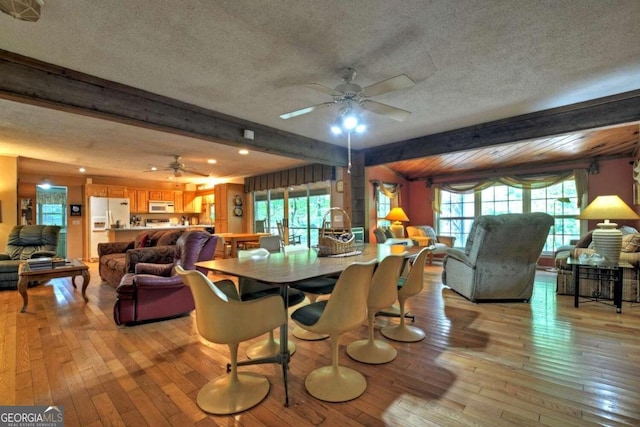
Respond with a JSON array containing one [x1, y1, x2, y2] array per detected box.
[[217, 232, 270, 258], [195, 242, 422, 406]]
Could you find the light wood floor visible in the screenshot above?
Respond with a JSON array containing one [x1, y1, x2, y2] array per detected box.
[[1, 262, 639, 426]]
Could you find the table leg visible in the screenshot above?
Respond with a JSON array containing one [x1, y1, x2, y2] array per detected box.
[[230, 239, 238, 258], [574, 264, 580, 308], [614, 268, 622, 313], [81, 269, 91, 302], [18, 275, 28, 313], [280, 285, 290, 407]]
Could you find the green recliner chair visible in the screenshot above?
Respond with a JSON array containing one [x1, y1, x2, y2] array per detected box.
[[0, 225, 61, 290]]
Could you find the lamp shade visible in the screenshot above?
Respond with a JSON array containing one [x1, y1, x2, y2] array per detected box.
[[578, 195, 639, 264], [385, 207, 410, 223], [579, 195, 639, 221]]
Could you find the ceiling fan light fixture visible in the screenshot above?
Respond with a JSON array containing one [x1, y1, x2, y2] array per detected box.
[[0, 0, 43, 21]]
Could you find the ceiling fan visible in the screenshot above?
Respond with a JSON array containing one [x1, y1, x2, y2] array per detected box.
[[145, 155, 209, 177], [280, 67, 415, 122]]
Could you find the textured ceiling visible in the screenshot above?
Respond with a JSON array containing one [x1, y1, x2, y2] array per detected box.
[[1, 0, 639, 184]]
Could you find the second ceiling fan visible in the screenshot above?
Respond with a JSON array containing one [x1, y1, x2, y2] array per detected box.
[[280, 67, 415, 123]]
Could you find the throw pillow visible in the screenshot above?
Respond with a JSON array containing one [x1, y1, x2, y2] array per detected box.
[[136, 234, 149, 248], [575, 231, 593, 248], [622, 233, 640, 253]]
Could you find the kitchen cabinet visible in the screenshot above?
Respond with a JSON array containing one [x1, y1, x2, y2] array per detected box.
[[86, 184, 127, 198], [183, 191, 202, 213], [214, 185, 227, 221], [129, 189, 148, 213], [148, 190, 174, 201], [173, 190, 184, 212], [86, 184, 108, 197], [107, 186, 127, 198]]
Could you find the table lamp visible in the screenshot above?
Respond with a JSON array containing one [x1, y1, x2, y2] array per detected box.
[[578, 195, 640, 264], [385, 207, 410, 238]]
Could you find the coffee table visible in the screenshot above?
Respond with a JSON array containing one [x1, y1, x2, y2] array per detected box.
[[18, 259, 90, 313]]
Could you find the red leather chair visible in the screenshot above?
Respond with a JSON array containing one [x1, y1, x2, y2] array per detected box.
[[114, 231, 218, 325]]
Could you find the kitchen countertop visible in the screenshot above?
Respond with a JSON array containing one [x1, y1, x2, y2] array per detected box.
[[108, 225, 205, 231]]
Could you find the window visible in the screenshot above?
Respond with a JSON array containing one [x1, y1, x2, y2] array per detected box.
[[253, 182, 331, 247], [438, 178, 579, 252], [376, 189, 392, 228]]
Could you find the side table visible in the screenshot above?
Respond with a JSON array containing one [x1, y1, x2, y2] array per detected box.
[[567, 257, 631, 313]]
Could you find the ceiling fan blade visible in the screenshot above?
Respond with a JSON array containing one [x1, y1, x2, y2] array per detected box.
[[279, 101, 336, 119], [185, 169, 210, 177], [361, 74, 415, 98], [360, 100, 412, 122], [302, 83, 343, 97]]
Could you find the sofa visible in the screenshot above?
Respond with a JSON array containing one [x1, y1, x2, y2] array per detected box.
[[98, 229, 186, 287], [114, 231, 218, 325], [555, 228, 640, 301], [406, 225, 456, 264], [442, 213, 553, 302], [0, 225, 61, 290]]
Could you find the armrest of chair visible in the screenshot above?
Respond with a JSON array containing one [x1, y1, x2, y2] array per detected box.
[[0, 253, 12, 261], [444, 248, 474, 268], [437, 235, 456, 247], [31, 251, 57, 258], [98, 241, 133, 257], [132, 273, 184, 289], [125, 245, 176, 273], [135, 262, 173, 276]]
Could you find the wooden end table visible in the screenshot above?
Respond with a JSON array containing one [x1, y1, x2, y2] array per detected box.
[[18, 259, 90, 313]]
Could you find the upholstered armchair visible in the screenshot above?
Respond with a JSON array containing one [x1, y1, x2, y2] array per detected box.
[[442, 213, 553, 302], [406, 225, 456, 264], [114, 231, 218, 325], [0, 225, 60, 290]]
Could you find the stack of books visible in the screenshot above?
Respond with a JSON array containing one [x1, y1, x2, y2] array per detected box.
[[52, 258, 67, 268], [27, 257, 52, 270]]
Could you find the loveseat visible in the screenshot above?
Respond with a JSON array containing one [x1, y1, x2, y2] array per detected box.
[[406, 225, 456, 264], [555, 228, 640, 301], [0, 225, 61, 290], [98, 229, 185, 287]]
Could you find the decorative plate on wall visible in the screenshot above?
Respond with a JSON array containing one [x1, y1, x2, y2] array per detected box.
[[234, 195, 243, 206], [234, 206, 243, 217]]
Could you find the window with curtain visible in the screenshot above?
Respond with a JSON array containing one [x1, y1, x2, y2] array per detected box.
[[437, 174, 581, 252], [372, 181, 400, 228]]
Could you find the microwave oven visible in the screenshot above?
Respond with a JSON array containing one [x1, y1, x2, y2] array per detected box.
[[148, 201, 175, 213]]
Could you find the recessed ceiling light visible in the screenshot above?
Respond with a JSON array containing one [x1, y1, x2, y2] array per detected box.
[[78, 167, 86, 173], [168, 176, 174, 180], [151, 166, 158, 171], [207, 159, 217, 164], [239, 149, 249, 155]]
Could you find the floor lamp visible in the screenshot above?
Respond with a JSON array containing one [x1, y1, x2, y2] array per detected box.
[[547, 197, 571, 272]]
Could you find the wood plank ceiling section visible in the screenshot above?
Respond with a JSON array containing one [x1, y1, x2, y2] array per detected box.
[[384, 124, 640, 182]]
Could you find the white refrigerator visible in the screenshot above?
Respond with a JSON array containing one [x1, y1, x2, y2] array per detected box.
[[89, 197, 131, 260]]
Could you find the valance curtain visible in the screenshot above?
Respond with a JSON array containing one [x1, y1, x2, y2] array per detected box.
[[432, 170, 586, 213], [36, 190, 66, 205], [244, 164, 334, 192], [371, 180, 401, 208]]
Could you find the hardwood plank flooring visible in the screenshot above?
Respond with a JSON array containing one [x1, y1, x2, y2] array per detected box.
[[1, 262, 639, 426]]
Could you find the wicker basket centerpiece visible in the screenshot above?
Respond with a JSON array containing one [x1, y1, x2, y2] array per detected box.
[[317, 207, 355, 256]]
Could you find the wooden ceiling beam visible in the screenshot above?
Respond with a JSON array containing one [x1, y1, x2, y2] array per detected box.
[[0, 49, 348, 167], [365, 90, 640, 166]]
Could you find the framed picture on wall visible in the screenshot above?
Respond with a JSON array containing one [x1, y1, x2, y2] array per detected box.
[[70, 204, 82, 216]]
